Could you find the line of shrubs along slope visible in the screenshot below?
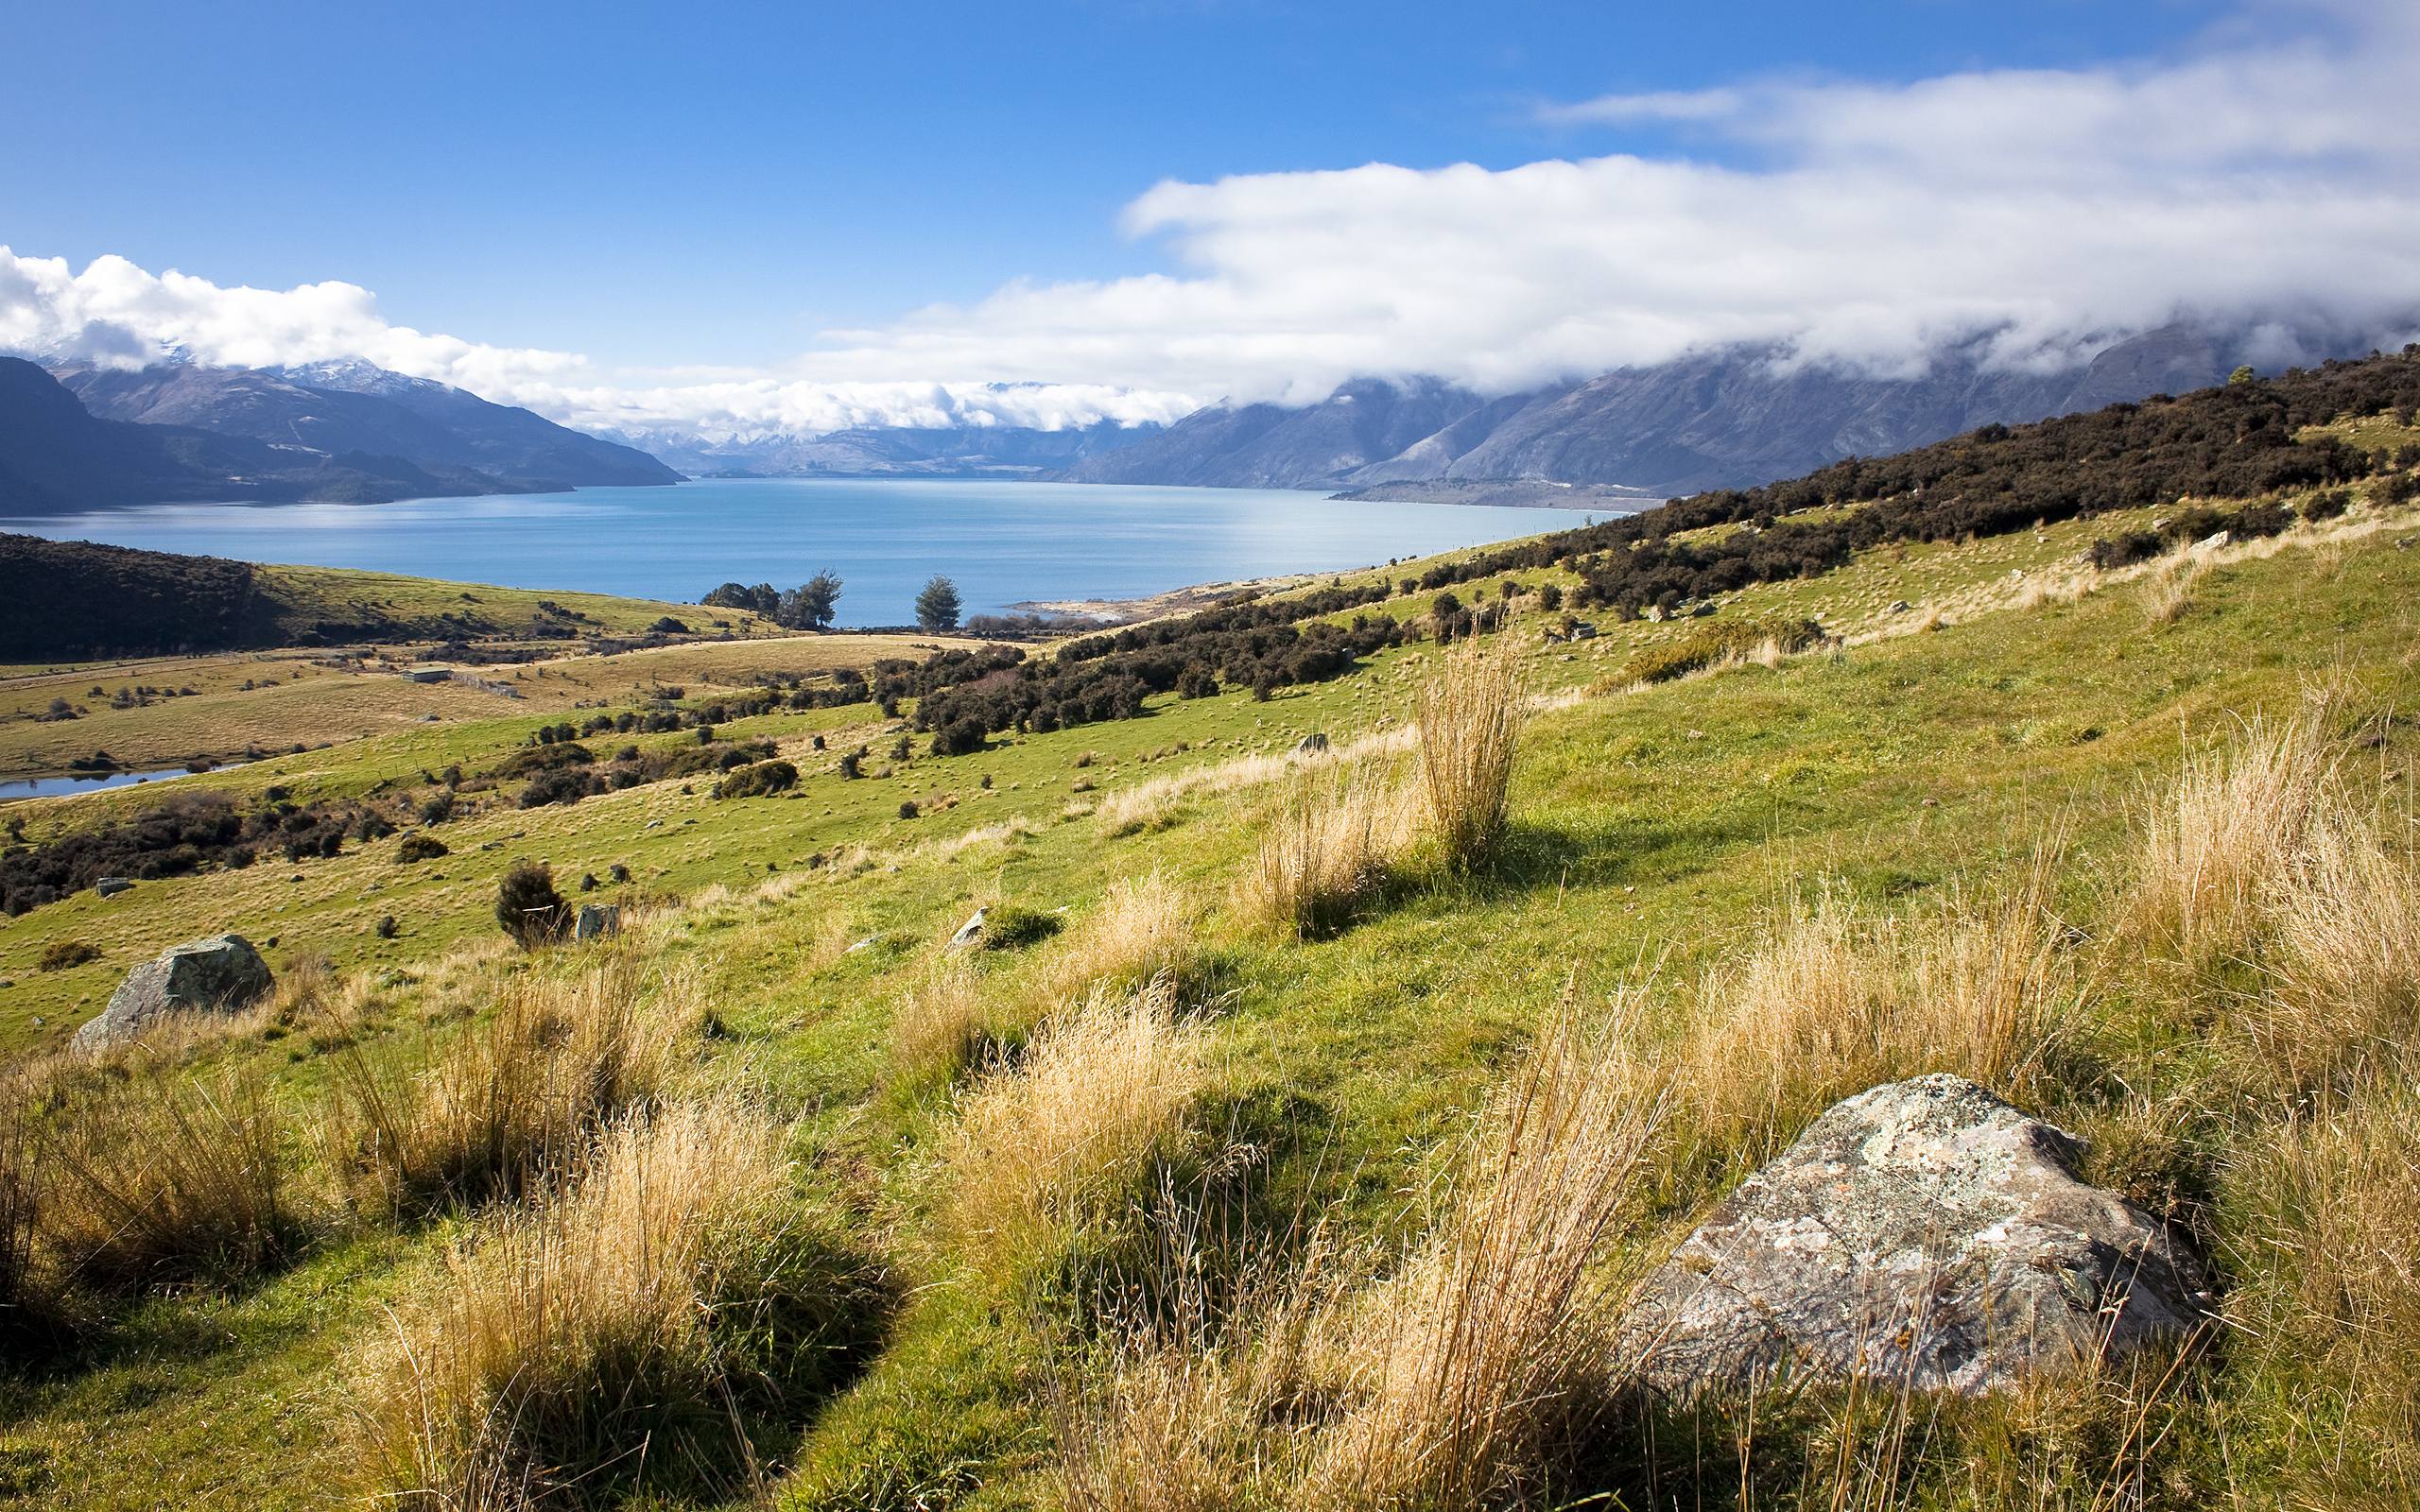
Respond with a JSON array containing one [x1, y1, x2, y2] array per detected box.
[[895, 350, 2420, 745]]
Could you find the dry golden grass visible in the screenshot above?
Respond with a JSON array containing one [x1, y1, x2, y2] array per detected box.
[[1304, 998, 1666, 1510], [2259, 802, 2420, 1099], [2118, 706, 2334, 981], [1046, 872, 1204, 1001], [351, 1099, 810, 1508], [35, 1061, 302, 1290], [2227, 1078, 2420, 1489], [325, 957, 686, 1219], [1661, 868, 2071, 1167], [1417, 642, 1525, 870], [888, 954, 993, 1085], [2138, 552, 2207, 626], [1238, 767, 1412, 938], [1053, 998, 1666, 1512], [943, 975, 1210, 1274]]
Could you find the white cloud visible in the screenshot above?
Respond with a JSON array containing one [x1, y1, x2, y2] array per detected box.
[[6, 0, 2419, 431], [813, 0, 2420, 399], [0, 249, 1199, 438]]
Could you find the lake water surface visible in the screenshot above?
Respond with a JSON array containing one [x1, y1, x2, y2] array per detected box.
[[1, 479, 1587, 627]]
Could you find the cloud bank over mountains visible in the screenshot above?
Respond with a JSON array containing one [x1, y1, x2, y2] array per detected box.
[[5, 0, 2417, 437]]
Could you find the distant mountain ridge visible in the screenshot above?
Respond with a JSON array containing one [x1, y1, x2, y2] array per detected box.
[[55, 359, 678, 495], [1055, 325, 2365, 496], [620, 419, 1160, 479]]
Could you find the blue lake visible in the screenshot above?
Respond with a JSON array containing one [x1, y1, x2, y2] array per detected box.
[[0, 479, 1589, 627]]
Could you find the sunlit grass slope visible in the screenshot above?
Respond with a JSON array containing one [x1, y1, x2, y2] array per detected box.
[[2, 464, 2419, 1508]]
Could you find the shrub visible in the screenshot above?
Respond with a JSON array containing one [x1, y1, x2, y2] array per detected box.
[[518, 766, 602, 809], [1620, 616, 1824, 686], [1417, 642, 1525, 870], [353, 1100, 869, 1506], [394, 833, 448, 865], [983, 903, 1064, 952], [933, 716, 989, 756], [899, 800, 921, 820], [715, 759, 798, 799], [38, 939, 100, 971], [495, 861, 569, 948]]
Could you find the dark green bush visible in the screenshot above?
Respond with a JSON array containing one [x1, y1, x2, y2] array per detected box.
[[1623, 617, 1825, 685], [716, 760, 799, 799], [496, 861, 568, 949]]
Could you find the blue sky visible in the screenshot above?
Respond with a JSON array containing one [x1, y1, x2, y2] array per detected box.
[[7, 2, 2242, 366], [3, 1, 2411, 438]]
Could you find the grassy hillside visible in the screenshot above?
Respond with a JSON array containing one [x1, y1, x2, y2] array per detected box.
[[0, 533, 782, 664], [3, 362, 2420, 1510]]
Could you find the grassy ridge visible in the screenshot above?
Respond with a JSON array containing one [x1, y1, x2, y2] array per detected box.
[[0, 414, 2416, 1505]]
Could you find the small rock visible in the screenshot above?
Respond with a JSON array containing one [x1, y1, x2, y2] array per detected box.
[[946, 908, 988, 951], [574, 903, 621, 941], [1888, 600, 1911, 614], [1296, 732, 1330, 755], [1622, 1074, 2203, 1399], [95, 877, 134, 899]]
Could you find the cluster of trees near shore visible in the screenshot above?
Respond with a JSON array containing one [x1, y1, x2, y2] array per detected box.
[[701, 571, 966, 632]]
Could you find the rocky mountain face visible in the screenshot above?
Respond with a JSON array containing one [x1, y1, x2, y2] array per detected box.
[[0, 356, 435, 511], [632, 419, 1157, 479], [1058, 376, 1495, 488], [1049, 326, 2301, 496], [57, 360, 679, 493]]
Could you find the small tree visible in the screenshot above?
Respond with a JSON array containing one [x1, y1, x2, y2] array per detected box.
[[778, 571, 843, 630], [916, 576, 963, 633], [2229, 365, 2256, 386], [495, 861, 568, 949]]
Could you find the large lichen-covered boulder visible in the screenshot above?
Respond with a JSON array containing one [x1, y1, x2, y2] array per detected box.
[[1624, 1074, 2204, 1398], [75, 935, 273, 1051]]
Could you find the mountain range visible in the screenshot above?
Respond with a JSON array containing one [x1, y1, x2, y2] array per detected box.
[[0, 320, 2394, 515], [0, 356, 676, 513], [1055, 325, 2273, 496], [618, 419, 1157, 479]]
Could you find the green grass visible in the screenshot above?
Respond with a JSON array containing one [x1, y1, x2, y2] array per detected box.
[[2, 486, 2418, 1507]]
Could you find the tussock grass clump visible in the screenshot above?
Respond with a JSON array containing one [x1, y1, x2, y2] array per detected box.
[[1046, 873, 1203, 1000], [1054, 1000, 1665, 1512], [2138, 550, 2208, 626], [944, 976, 1211, 1276], [1663, 868, 2072, 1169], [354, 1099, 858, 1508], [36, 1062, 302, 1291], [1305, 1000, 1666, 1510], [1620, 616, 1824, 686], [1416, 642, 1524, 870], [326, 958, 683, 1219], [2118, 707, 2333, 982], [1240, 769, 1410, 938], [889, 954, 993, 1086], [2261, 802, 2420, 1098], [2225, 1079, 2420, 1487]]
